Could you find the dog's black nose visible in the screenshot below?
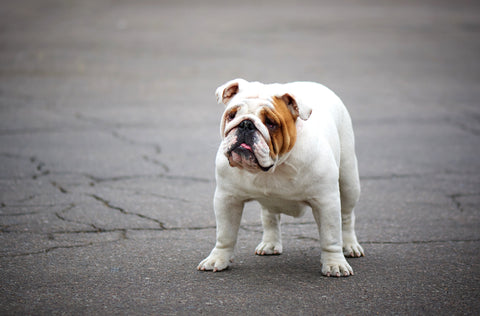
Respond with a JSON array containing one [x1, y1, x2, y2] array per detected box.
[[238, 120, 255, 131]]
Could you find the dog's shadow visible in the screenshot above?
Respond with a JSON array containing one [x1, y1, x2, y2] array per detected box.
[[229, 248, 329, 278]]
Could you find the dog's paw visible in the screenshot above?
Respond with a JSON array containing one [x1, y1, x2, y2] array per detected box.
[[197, 249, 233, 272], [255, 241, 282, 255], [321, 260, 354, 277], [321, 252, 354, 277], [343, 241, 364, 258]]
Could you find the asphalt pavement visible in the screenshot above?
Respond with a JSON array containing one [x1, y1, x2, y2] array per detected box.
[[1, 0, 479, 315]]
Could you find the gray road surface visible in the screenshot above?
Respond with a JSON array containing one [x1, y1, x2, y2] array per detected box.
[[1, 0, 479, 314]]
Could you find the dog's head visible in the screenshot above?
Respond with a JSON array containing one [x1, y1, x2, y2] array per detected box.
[[216, 78, 312, 173]]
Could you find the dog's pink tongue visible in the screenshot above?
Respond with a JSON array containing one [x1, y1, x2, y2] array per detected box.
[[240, 143, 252, 151]]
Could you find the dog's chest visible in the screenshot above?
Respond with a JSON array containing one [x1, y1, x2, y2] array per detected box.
[[255, 196, 309, 217], [237, 171, 310, 217]]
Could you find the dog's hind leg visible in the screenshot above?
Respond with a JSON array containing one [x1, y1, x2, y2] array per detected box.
[[255, 207, 282, 255], [339, 114, 364, 258]]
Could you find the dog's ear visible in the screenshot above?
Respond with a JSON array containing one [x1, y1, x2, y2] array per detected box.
[[215, 78, 248, 105], [280, 93, 312, 121]]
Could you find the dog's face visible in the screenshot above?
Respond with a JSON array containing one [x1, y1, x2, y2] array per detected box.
[[216, 79, 312, 173]]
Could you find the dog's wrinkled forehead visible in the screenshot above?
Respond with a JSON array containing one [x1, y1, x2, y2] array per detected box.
[[220, 96, 276, 145], [228, 97, 274, 115]]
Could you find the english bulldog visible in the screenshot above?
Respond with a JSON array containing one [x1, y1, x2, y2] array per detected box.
[[197, 79, 364, 277]]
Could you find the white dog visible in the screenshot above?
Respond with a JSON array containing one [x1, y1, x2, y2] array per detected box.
[[198, 79, 364, 277]]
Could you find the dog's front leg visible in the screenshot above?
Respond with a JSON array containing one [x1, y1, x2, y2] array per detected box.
[[198, 190, 244, 272], [311, 192, 354, 277]]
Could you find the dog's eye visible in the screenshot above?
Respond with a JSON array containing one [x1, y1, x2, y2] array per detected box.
[[265, 117, 278, 130], [227, 111, 236, 121]]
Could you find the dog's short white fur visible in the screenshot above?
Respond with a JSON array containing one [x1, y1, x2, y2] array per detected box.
[[198, 79, 364, 277]]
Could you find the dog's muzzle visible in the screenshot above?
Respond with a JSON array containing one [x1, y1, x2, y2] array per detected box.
[[227, 119, 273, 172]]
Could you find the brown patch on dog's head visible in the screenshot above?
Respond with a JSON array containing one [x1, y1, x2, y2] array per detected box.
[[259, 95, 299, 159]]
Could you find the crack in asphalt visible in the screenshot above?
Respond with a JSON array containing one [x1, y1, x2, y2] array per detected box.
[[85, 173, 212, 184], [445, 116, 480, 136], [30, 156, 50, 179], [111, 130, 162, 154], [0, 211, 48, 216], [450, 194, 465, 212], [51, 181, 69, 194], [2, 230, 478, 258], [241, 225, 480, 245], [142, 154, 170, 172], [110, 130, 169, 172], [361, 171, 480, 181], [89, 194, 167, 229], [363, 239, 480, 245], [54, 203, 100, 231], [0, 237, 126, 258], [0, 224, 220, 257], [448, 192, 480, 212], [360, 174, 424, 181]]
